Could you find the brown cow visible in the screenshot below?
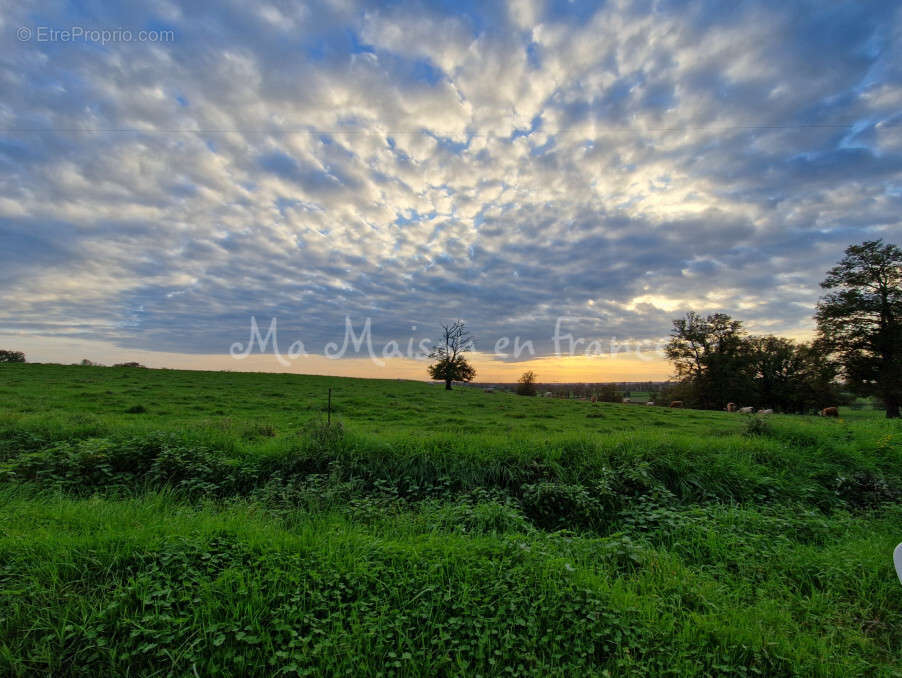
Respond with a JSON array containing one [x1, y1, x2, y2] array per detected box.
[[726, 402, 737, 412], [590, 395, 597, 403], [670, 400, 683, 408], [820, 406, 839, 418]]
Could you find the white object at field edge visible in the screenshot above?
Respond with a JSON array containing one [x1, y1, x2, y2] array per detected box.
[[894, 543, 902, 585]]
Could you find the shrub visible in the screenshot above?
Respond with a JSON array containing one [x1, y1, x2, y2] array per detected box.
[[0, 350, 25, 363], [594, 384, 623, 402], [147, 445, 255, 497], [743, 413, 770, 436], [520, 482, 606, 530], [834, 471, 900, 509], [516, 371, 537, 396]]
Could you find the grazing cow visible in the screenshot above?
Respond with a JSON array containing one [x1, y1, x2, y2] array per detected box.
[[757, 408, 773, 415], [543, 392, 553, 398], [622, 397, 630, 403], [483, 388, 495, 393], [646, 401, 655, 406], [670, 400, 683, 408], [738, 406, 754, 414], [820, 406, 839, 418], [590, 395, 597, 403], [726, 402, 737, 412]]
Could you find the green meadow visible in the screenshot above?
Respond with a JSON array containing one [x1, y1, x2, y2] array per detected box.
[[1, 363, 901, 676]]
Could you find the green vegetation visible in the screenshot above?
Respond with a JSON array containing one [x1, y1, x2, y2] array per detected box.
[[516, 370, 537, 396], [664, 312, 838, 414], [662, 239, 902, 417], [1, 363, 901, 676], [816, 239, 902, 419]]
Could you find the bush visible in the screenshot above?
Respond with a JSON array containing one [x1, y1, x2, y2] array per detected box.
[[0, 350, 25, 363], [834, 471, 899, 509], [147, 445, 254, 497], [743, 413, 770, 436], [520, 482, 607, 530], [594, 384, 623, 403], [516, 370, 537, 396]]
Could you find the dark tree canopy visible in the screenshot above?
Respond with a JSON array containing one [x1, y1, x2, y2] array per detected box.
[[594, 383, 624, 403], [0, 350, 25, 363], [665, 312, 749, 409], [664, 313, 838, 413], [746, 335, 838, 414], [427, 320, 476, 390], [816, 240, 902, 418]]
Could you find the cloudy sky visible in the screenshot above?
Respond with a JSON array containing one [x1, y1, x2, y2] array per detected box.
[[1, 0, 901, 380]]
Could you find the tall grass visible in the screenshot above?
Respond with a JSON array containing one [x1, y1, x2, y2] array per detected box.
[[1, 364, 900, 675]]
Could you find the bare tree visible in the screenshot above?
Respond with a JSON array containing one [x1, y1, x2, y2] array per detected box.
[[427, 320, 476, 390]]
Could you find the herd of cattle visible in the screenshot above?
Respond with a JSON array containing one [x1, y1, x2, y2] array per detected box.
[[668, 400, 839, 417], [536, 391, 840, 417]]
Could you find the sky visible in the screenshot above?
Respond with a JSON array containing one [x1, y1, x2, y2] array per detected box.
[[1, 0, 901, 381]]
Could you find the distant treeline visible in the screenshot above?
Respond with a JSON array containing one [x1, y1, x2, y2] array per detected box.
[[661, 313, 839, 413]]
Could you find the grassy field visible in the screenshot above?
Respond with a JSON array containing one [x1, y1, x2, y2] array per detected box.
[[1, 363, 901, 676]]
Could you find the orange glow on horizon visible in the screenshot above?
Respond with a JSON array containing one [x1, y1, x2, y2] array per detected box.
[[4, 324, 823, 383], [2, 334, 673, 382]]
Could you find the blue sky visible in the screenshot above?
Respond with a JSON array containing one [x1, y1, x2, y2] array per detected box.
[[1, 0, 901, 376]]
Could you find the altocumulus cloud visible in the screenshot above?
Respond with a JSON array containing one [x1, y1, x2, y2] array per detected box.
[[1, 0, 901, 358]]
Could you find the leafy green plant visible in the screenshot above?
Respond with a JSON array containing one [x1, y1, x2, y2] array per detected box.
[[743, 413, 770, 436], [520, 482, 607, 530]]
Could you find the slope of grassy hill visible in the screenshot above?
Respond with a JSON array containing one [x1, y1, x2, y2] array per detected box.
[[1, 363, 901, 676]]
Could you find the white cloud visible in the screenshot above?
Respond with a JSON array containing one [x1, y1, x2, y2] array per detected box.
[[1, 0, 900, 359]]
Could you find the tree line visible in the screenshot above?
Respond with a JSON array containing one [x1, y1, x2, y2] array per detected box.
[[663, 240, 902, 418], [662, 313, 837, 413]]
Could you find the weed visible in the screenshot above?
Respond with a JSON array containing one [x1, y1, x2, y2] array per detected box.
[[743, 413, 770, 436]]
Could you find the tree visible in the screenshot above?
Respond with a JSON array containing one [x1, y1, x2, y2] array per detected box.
[[665, 312, 751, 409], [516, 370, 537, 396], [595, 383, 623, 403], [427, 320, 476, 390], [746, 335, 838, 413], [0, 350, 25, 363], [816, 240, 902, 418]]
